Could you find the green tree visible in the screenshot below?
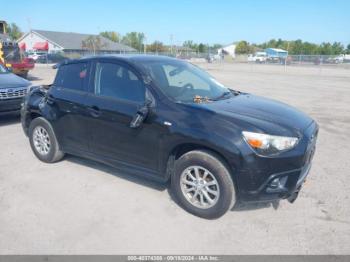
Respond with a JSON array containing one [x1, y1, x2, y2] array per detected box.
[[99, 31, 121, 43], [256, 39, 344, 55], [211, 44, 223, 50], [235, 41, 253, 54], [301, 42, 319, 55], [346, 44, 350, 54], [183, 40, 197, 50], [122, 32, 145, 52], [183, 41, 222, 53], [5, 23, 23, 40], [318, 42, 333, 55], [81, 36, 107, 53], [331, 42, 344, 55], [197, 43, 206, 53], [147, 41, 166, 52]]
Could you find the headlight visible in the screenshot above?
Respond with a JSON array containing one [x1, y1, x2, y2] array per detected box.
[[242, 131, 299, 155]]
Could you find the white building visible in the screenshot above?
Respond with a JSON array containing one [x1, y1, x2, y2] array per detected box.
[[17, 29, 135, 54], [218, 44, 236, 58]]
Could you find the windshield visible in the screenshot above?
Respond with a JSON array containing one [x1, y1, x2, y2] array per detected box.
[[0, 64, 9, 74], [3, 45, 21, 62], [139, 60, 231, 103]]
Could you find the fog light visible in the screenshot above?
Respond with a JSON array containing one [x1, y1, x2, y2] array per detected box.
[[268, 176, 288, 190], [270, 178, 280, 189]]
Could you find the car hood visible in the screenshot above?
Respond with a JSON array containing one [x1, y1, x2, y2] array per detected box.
[[0, 73, 31, 88], [200, 93, 313, 133]]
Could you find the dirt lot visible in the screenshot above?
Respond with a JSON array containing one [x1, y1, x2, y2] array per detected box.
[[0, 62, 349, 254]]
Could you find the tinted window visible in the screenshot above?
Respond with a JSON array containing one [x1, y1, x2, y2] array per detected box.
[[94, 62, 145, 103], [140, 60, 228, 102], [55, 63, 87, 91]]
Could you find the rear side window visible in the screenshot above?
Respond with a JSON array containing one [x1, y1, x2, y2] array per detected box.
[[55, 63, 88, 91]]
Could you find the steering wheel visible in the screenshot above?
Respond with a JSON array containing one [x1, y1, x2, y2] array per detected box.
[[177, 83, 194, 96]]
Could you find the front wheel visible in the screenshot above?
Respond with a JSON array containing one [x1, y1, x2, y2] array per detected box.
[[28, 117, 65, 163], [171, 150, 236, 219]]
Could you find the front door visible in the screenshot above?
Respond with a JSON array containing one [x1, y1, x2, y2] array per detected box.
[[85, 60, 162, 174]]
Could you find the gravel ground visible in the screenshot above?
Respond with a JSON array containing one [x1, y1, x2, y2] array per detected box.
[[0, 62, 349, 254]]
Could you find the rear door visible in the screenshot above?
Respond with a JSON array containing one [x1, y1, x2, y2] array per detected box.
[[48, 61, 91, 152]]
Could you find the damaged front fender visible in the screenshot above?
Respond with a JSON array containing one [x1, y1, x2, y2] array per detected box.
[[21, 85, 59, 135]]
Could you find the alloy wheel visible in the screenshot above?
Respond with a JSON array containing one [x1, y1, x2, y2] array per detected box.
[[33, 126, 51, 156], [180, 166, 220, 209]]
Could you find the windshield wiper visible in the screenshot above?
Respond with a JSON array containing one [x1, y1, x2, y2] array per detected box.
[[212, 90, 241, 101], [212, 91, 232, 101]]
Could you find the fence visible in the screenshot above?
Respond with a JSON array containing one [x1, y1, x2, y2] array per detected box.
[[35, 51, 350, 68]]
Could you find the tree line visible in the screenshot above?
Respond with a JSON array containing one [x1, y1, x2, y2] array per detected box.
[[235, 39, 350, 55], [100, 32, 223, 53], [4, 22, 350, 55]]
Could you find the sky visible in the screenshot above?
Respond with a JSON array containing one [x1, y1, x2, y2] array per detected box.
[[1, 0, 349, 46]]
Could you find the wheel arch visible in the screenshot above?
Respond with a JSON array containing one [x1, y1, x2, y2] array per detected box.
[[164, 142, 238, 187]]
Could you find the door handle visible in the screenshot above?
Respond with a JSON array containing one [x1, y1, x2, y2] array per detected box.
[[88, 106, 101, 117]]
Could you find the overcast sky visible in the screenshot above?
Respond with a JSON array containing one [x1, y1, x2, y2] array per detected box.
[[2, 0, 350, 45]]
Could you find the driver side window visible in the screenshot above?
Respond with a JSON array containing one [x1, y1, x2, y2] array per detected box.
[[94, 62, 145, 103]]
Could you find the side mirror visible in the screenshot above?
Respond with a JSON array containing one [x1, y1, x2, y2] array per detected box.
[[130, 101, 151, 129], [130, 88, 155, 129]]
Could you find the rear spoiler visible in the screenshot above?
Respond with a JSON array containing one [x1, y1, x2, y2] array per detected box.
[[52, 59, 71, 69]]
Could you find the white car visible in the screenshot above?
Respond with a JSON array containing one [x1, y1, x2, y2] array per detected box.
[[27, 51, 47, 61], [248, 52, 267, 63], [326, 54, 350, 64]]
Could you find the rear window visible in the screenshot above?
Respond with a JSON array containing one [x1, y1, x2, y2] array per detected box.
[[55, 62, 88, 91]]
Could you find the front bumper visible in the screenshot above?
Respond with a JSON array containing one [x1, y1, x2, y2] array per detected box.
[[236, 121, 318, 202], [0, 98, 23, 115], [239, 163, 312, 202]]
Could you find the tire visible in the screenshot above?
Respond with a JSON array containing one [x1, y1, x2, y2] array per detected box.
[[28, 117, 64, 163], [171, 150, 236, 219], [18, 71, 28, 79]]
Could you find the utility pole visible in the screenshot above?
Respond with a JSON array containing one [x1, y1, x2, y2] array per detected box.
[[170, 34, 173, 55]]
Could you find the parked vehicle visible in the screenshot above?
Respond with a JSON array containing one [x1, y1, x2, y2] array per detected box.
[[27, 51, 47, 62], [325, 54, 350, 64], [0, 63, 31, 115], [21, 55, 318, 219], [1, 20, 34, 78], [0, 35, 35, 78], [36, 52, 66, 64], [247, 52, 267, 63]]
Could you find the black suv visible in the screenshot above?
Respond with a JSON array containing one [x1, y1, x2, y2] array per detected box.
[[21, 55, 318, 219]]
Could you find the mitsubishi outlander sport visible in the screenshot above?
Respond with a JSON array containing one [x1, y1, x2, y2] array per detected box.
[[21, 55, 318, 219]]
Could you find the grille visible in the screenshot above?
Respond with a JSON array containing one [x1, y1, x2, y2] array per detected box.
[[0, 87, 27, 100]]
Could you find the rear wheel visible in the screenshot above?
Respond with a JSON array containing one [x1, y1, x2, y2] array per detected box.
[[171, 150, 236, 219], [28, 117, 64, 163]]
